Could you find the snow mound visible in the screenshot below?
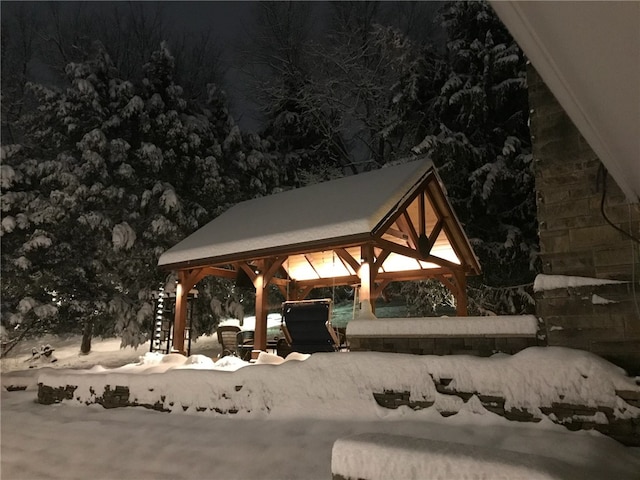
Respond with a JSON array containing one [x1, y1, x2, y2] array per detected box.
[[35, 347, 639, 422], [332, 433, 576, 480]]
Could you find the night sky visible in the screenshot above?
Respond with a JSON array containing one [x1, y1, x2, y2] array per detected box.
[[136, 1, 266, 130], [2, 1, 268, 129]]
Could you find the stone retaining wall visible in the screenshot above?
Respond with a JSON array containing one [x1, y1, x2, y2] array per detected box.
[[38, 379, 640, 447], [371, 380, 640, 447]]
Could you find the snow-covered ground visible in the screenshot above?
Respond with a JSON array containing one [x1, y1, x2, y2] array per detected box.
[[2, 333, 640, 480]]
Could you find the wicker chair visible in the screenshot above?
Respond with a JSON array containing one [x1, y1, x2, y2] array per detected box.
[[216, 325, 241, 358], [236, 330, 255, 361]]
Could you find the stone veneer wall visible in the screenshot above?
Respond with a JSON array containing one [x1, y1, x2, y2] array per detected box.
[[528, 65, 640, 374]]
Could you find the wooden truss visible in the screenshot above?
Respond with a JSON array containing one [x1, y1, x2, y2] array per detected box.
[[164, 171, 480, 355]]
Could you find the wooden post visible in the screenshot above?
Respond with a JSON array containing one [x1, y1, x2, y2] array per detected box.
[[173, 268, 206, 355], [173, 271, 188, 354], [454, 271, 468, 316], [359, 244, 376, 317], [253, 260, 268, 355]]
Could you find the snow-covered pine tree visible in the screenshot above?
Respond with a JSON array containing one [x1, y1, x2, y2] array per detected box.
[[1, 42, 256, 350], [412, 1, 538, 296], [1, 49, 119, 349]]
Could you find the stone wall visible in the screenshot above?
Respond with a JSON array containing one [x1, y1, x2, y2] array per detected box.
[[528, 65, 640, 373], [537, 282, 640, 374], [370, 384, 640, 447], [38, 380, 640, 447]]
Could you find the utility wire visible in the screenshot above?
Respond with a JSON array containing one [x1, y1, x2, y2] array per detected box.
[[598, 165, 640, 245]]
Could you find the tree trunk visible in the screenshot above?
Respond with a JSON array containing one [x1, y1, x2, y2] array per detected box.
[[80, 320, 93, 355]]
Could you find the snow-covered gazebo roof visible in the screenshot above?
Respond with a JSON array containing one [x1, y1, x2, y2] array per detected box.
[[159, 157, 481, 354], [158, 159, 480, 275]]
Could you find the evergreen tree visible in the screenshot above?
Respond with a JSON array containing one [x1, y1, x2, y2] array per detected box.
[[252, 3, 446, 179], [240, 2, 346, 186], [412, 1, 538, 292], [1, 43, 253, 350]]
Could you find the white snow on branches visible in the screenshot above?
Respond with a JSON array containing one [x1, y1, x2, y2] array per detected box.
[[1, 216, 16, 234], [34, 304, 58, 319], [0, 144, 21, 161], [112, 222, 137, 250], [138, 143, 163, 171], [147, 93, 165, 111], [117, 163, 135, 178], [78, 212, 108, 230], [1, 164, 17, 189], [160, 188, 180, 213], [15, 213, 29, 230], [23, 233, 52, 251], [13, 256, 32, 270], [17, 297, 38, 313], [223, 125, 242, 151], [141, 190, 152, 209], [75, 78, 96, 95], [77, 129, 108, 153], [149, 216, 176, 236], [123, 96, 144, 118]]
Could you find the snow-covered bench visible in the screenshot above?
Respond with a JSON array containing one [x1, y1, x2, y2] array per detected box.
[[346, 315, 540, 356]]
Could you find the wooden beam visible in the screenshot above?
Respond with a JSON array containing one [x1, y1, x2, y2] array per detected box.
[[374, 249, 391, 271], [264, 256, 287, 284], [201, 266, 237, 280], [398, 212, 419, 250], [435, 273, 458, 297], [295, 275, 361, 289], [268, 277, 289, 287], [377, 267, 454, 282], [418, 192, 426, 236], [291, 266, 459, 288], [372, 278, 391, 299], [304, 254, 321, 278], [183, 268, 204, 292], [428, 219, 443, 250], [276, 284, 289, 299], [425, 181, 482, 275], [374, 238, 463, 272], [238, 262, 258, 283], [335, 248, 360, 273], [385, 227, 409, 241]]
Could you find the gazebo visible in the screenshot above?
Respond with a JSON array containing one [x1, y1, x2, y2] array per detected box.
[[158, 158, 481, 355]]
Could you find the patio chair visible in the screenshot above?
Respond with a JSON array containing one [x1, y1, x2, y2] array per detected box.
[[281, 299, 340, 354], [216, 325, 241, 358], [236, 330, 255, 361]]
